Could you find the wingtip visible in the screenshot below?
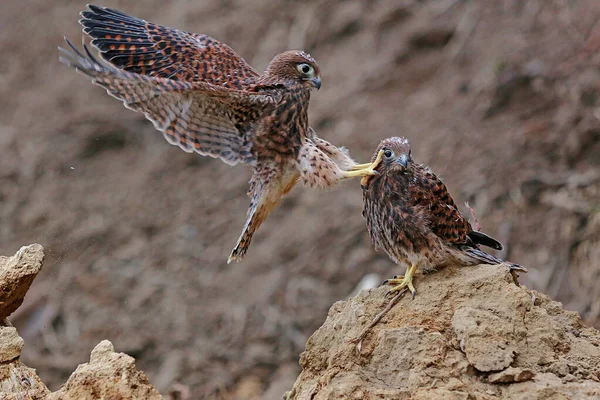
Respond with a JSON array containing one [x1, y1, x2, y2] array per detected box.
[[63, 36, 75, 49], [57, 55, 70, 66], [57, 45, 73, 60]]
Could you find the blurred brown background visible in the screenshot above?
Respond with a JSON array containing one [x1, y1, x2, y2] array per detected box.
[[1, 0, 599, 398]]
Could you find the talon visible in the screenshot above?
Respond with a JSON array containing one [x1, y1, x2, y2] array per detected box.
[[382, 275, 403, 285], [342, 150, 384, 179], [408, 284, 417, 300], [383, 263, 418, 299]]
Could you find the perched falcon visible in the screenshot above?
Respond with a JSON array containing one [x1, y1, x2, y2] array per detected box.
[[361, 137, 526, 297], [59, 5, 382, 262]]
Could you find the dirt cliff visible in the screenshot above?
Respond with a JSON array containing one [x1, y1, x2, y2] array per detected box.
[[287, 265, 600, 399]]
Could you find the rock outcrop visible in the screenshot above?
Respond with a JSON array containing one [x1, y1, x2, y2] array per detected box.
[[0, 244, 45, 321], [4, 245, 600, 399], [0, 245, 50, 400], [0, 245, 161, 400], [287, 265, 600, 399], [46, 340, 161, 400]]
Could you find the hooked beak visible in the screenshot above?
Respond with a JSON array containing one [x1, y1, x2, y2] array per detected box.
[[399, 154, 408, 167], [309, 76, 321, 90]]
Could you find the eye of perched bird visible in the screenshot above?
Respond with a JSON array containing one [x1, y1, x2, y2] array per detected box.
[[384, 149, 394, 159], [297, 63, 314, 76]]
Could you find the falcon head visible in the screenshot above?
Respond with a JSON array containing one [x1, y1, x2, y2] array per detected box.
[[361, 137, 413, 189], [265, 51, 322, 90], [373, 136, 413, 174]]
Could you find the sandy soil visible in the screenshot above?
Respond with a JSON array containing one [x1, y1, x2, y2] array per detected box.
[[1, 0, 599, 397]]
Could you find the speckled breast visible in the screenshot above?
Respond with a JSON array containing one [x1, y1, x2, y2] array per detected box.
[[252, 87, 310, 161], [362, 175, 438, 265]]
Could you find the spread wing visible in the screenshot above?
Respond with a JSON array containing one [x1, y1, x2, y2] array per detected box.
[[79, 5, 259, 88], [410, 166, 473, 245], [59, 39, 281, 166]]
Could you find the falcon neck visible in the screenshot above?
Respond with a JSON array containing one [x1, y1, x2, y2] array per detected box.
[[281, 85, 310, 121], [253, 79, 312, 131], [251, 80, 313, 158], [269, 83, 312, 138]]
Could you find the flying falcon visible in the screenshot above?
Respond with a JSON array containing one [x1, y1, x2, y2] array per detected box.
[[59, 5, 382, 262]]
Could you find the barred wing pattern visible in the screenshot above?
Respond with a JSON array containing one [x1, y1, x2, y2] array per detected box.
[[80, 5, 259, 87], [409, 167, 473, 246], [59, 40, 280, 165]]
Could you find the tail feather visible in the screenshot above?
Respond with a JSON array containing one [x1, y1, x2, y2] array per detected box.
[[464, 248, 527, 272], [227, 195, 272, 264], [467, 231, 503, 251], [227, 170, 298, 263]]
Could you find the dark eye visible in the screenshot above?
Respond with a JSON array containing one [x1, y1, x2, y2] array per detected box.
[[384, 149, 394, 158], [297, 63, 313, 75]]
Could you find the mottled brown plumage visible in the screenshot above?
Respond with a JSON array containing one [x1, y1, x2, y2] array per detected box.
[[59, 5, 380, 262], [361, 137, 526, 297]]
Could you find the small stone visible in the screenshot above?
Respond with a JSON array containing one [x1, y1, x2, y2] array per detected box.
[[89, 339, 115, 363], [488, 367, 535, 383], [47, 339, 161, 400], [0, 325, 24, 363], [452, 307, 516, 372], [445, 377, 465, 390], [0, 244, 45, 319], [0, 360, 49, 396], [549, 361, 569, 377]]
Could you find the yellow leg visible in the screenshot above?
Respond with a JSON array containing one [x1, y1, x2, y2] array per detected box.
[[342, 169, 377, 178], [349, 162, 373, 171], [384, 263, 418, 298]]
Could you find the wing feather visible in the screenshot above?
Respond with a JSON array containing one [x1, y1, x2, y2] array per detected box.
[[80, 5, 260, 87], [59, 39, 280, 166], [410, 167, 473, 245]]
